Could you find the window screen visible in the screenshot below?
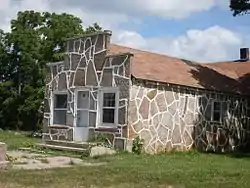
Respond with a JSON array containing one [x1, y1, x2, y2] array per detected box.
[[102, 93, 116, 124], [54, 94, 67, 109], [212, 101, 221, 122]]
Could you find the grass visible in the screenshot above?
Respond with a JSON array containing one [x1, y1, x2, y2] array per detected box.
[[0, 131, 38, 150], [1, 131, 250, 187], [0, 131, 85, 158]]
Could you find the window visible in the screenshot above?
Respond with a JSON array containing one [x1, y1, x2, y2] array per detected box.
[[212, 101, 222, 122], [53, 93, 67, 125], [54, 94, 67, 109], [102, 92, 117, 124]]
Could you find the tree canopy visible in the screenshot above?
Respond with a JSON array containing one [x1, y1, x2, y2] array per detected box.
[[230, 0, 250, 16], [0, 10, 101, 131]]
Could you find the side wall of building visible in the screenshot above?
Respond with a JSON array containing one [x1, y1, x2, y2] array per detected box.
[[128, 79, 250, 153]]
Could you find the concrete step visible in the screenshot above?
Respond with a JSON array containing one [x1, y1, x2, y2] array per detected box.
[[44, 140, 97, 150], [0, 161, 10, 169], [37, 143, 89, 153]]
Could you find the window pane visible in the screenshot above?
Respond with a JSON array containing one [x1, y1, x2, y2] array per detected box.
[[76, 110, 88, 127], [213, 112, 221, 121], [103, 93, 115, 107], [53, 110, 66, 124], [54, 94, 67, 108], [103, 109, 115, 123], [77, 91, 89, 109], [214, 102, 221, 111]]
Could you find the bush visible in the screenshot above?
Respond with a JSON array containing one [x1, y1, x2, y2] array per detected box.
[[132, 136, 144, 155]]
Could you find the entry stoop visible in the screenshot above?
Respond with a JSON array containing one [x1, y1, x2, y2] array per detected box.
[[37, 140, 97, 154]]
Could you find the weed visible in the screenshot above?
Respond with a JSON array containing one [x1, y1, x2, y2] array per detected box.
[[132, 136, 144, 155]]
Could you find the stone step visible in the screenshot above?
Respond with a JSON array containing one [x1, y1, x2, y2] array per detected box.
[[0, 161, 10, 169], [44, 140, 97, 150], [36, 143, 89, 153]]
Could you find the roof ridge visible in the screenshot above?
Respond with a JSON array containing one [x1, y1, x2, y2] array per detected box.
[[110, 43, 193, 62], [108, 43, 250, 95]]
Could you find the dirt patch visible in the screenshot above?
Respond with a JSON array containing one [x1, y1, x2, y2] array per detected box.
[[6, 151, 106, 170]]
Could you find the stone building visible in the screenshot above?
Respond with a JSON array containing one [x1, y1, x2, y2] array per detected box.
[[43, 31, 250, 153]]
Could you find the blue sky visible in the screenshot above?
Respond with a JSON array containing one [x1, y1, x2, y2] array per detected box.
[[138, 7, 246, 37], [0, 0, 249, 62]]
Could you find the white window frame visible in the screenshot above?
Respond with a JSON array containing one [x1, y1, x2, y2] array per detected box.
[[211, 100, 222, 122], [51, 90, 68, 126], [97, 88, 119, 128], [75, 89, 90, 127]]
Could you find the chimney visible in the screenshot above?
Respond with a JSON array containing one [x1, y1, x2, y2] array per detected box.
[[104, 30, 112, 35], [240, 48, 249, 61], [66, 30, 112, 53]]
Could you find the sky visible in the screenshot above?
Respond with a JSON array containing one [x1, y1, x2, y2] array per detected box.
[[0, 0, 249, 63]]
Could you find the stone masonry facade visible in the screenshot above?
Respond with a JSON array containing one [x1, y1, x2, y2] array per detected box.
[[43, 31, 131, 140], [128, 79, 250, 153], [43, 31, 250, 153]]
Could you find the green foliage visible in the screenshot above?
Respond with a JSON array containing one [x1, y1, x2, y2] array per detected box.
[[0, 131, 38, 150], [0, 10, 102, 131], [132, 136, 144, 155], [88, 133, 112, 148], [230, 0, 250, 16], [88, 133, 109, 143]]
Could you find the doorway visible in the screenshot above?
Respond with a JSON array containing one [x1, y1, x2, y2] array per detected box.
[[74, 90, 90, 141]]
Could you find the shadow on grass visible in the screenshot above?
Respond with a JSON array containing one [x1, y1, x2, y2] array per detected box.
[[198, 149, 250, 159]]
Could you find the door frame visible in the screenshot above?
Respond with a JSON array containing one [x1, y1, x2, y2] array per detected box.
[[73, 89, 91, 141], [74, 89, 90, 127], [97, 87, 119, 128]]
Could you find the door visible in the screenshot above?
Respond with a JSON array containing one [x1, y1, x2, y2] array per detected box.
[[74, 90, 89, 141]]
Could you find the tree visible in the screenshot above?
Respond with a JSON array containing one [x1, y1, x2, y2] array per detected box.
[[0, 10, 102, 131], [230, 0, 250, 16]]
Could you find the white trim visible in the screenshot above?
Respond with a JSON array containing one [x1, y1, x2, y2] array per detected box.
[[211, 100, 222, 122], [51, 91, 68, 125], [75, 89, 90, 128], [97, 87, 119, 128], [53, 108, 67, 111]]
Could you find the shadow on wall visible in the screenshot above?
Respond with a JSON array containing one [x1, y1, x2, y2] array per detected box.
[[184, 60, 250, 153]]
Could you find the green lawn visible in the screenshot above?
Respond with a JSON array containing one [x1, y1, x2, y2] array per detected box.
[[1, 131, 250, 188], [0, 131, 38, 150]]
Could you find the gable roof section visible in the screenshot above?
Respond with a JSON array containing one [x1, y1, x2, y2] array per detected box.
[[108, 44, 250, 95]]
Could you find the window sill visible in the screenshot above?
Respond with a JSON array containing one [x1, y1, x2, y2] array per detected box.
[[210, 121, 222, 124], [94, 127, 118, 133], [48, 124, 70, 129]]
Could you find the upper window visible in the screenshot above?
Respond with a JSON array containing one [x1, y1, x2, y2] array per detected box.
[[54, 94, 67, 109], [212, 101, 222, 122], [102, 92, 117, 124]]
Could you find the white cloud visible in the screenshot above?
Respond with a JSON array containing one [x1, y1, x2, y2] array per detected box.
[[0, 0, 228, 30], [0, 0, 10, 11], [0, 0, 246, 62], [49, 0, 228, 19], [113, 26, 245, 62], [112, 30, 147, 49], [132, 0, 227, 18]]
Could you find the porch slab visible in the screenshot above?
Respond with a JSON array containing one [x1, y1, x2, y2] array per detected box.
[[7, 151, 106, 170], [36, 143, 89, 153], [44, 140, 97, 149]]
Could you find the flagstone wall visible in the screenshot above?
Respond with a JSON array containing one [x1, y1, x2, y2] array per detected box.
[[128, 79, 250, 153], [43, 31, 131, 140]]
